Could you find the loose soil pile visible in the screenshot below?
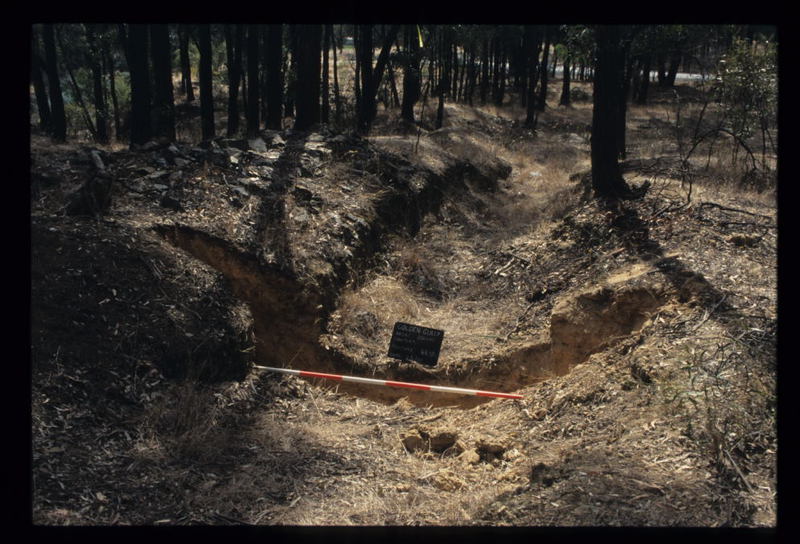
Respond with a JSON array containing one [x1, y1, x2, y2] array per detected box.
[[31, 85, 776, 526]]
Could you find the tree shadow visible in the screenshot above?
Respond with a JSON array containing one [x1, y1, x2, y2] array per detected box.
[[248, 130, 312, 275]]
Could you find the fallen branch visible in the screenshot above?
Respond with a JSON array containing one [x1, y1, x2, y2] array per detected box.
[[698, 202, 773, 221]]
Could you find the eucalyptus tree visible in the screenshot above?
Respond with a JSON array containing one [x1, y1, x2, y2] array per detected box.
[[42, 24, 67, 141]]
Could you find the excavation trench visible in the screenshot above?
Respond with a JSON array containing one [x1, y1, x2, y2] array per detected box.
[[156, 224, 676, 408]]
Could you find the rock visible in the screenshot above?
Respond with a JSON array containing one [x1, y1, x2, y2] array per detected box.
[[152, 183, 169, 191], [64, 174, 113, 216], [293, 185, 314, 202], [431, 470, 464, 492], [174, 158, 191, 168], [159, 194, 183, 212], [221, 138, 249, 151], [232, 185, 250, 198], [248, 137, 268, 152], [290, 208, 310, 224], [246, 166, 274, 179], [459, 449, 481, 466]]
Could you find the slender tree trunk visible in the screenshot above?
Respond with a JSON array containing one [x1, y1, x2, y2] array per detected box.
[[127, 24, 152, 146], [178, 25, 194, 101], [387, 61, 400, 108], [284, 26, 296, 119], [225, 24, 243, 136], [331, 24, 340, 123], [560, 55, 571, 106], [665, 52, 681, 87], [42, 24, 67, 141], [656, 54, 667, 87], [536, 29, 551, 111], [85, 25, 109, 143], [355, 24, 373, 131], [293, 25, 321, 131], [31, 26, 52, 133], [150, 24, 176, 142], [551, 48, 558, 78], [58, 29, 97, 140], [245, 25, 260, 137], [198, 24, 215, 142], [480, 35, 489, 104], [259, 26, 269, 125], [102, 36, 121, 140], [466, 46, 476, 106], [591, 25, 631, 199], [265, 24, 283, 130], [322, 24, 330, 123], [636, 54, 651, 105], [401, 24, 420, 123], [524, 26, 542, 128]]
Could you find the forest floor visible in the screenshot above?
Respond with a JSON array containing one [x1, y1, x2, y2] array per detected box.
[[30, 82, 777, 527]]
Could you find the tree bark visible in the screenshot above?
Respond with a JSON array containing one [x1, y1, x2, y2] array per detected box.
[[127, 24, 152, 146], [559, 55, 571, 106], [331, 24, 340, 124], [635, 54, 651, 105], [356, 24, 399, 133], [293, 24, 321, 131], [150, 24, 176, 142], [401, 24, 421, 123], [31, 26, 52, 133], [101, 31, 121, 140], [524, 26, 542, 128], [42, 24, 67, 141], [245, 24, 260, 137], [536, 29, 551, 111], [265, 24, 283, 130], [322, 24, 330, 124], [85, 24, 109, 143], [225, 24, 243, 136], [198, 24, 215, 142], [590, 25, 632, 199], [178, 25, 194, 101]]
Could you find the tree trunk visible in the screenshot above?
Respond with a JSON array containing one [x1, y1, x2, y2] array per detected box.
[[265, 24, 283, 130], [150, 24, 176, 142], [590, 25, 632, 199], [480, 35, 489, 104], [127, 24, 152, 146], [245, 25, 260, 137], [293, 25, 321, 131], [465, 46, 477, 106], [524, 25, 542, 128], [665, 52, 681, 87], [284, 26, 296, 119], [225, 25, 243, 136], [355, 24, 374, 131], [331, 24, 340, 124], [178, 25, 194, 101], [101, 33, 121, 140], [85, 25, 109, 143], [536, 29, 551, 111], [560, 55, 571, 106], [656, 54, 667, 87], [42, 24, 67, 142], [31, 26, 52, 134], [198, 24, 215, 142], [322, 24, 330, 124], [401, 25, 421, 123], [636, 54, 651, 105], [356, 24, 399, 133]]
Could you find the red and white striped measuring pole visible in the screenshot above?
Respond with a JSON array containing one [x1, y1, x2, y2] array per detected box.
[[253, 365, 523, 400]]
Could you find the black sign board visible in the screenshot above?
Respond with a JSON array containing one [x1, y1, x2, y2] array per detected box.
[[387, 322, 445, 366]]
